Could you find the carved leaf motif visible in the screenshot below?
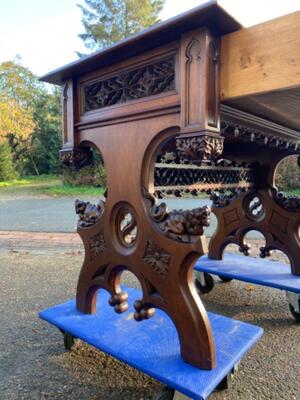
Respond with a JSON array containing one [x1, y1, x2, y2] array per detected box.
[[176, 135, 224, 162], [89, 233, 107, 260], [84, 57, 175, 111], [143, 240, 171, 279]]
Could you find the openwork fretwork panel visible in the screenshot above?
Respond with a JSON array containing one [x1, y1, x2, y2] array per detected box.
[[84, 57, 175, 112], [154, 153, 254, 197]]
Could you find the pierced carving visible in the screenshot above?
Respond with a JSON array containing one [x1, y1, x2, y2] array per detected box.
[[89, 233, 107, 260], [75, 199, 105, 228], [154, 155, 254, 197], [175, 134, 224, 162], [84, 57, 175, 112], [244, 192, 265, 221], [115, 206, 138, 248], [143, 239, 171, 279], [60, 147, 93, 169], [209, 187, 300, 275]]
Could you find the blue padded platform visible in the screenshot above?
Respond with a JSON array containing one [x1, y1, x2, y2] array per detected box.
[[195, 254, 300, 293], [39, 287, 262, 400]]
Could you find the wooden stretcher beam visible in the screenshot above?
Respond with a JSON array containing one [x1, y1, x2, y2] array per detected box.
[[220, 11, 300, 100]]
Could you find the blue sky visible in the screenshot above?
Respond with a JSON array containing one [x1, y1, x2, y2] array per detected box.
[[0, 0, 299, 77]]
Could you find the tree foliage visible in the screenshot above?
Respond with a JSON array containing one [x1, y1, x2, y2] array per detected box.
[[276, 155, 300, 191], [78, 0, 165, 53], [0, 59, 62, 179], [0, 141, 17, 181], [0, 60, 39, 143], [0, 59, 40, 108], [0, 99, 36, 143]]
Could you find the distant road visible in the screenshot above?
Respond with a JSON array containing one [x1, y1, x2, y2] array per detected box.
[[0, 195, 217, 235], [0, 194, 261, 238]]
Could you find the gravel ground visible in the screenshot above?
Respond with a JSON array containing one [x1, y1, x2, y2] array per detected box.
[[1, 238, 299, 400]]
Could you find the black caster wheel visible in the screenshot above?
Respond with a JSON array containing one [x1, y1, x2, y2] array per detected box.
[[216, 364, 238, 391], [289, 303, 300, 323], [153, 388, 174, 400], [195, 273, 214, 294], [59, 330, 76, 350], [218, 275, 233, 283]]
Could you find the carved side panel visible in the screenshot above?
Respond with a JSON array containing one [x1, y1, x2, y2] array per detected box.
[[180, 29, 220, 135], [84, 57, 175, 112], [209, 187, 300, 275]]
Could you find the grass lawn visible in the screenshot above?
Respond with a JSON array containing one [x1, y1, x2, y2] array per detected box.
[[0, 175, 59, 188], [0, 175, 298, 198], [0, 175, 104, 197], [287, 189, 300, 196], [43, 183, 104, 197]]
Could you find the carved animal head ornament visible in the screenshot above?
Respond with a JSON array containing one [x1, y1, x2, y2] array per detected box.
[[75, 199, 105, 228], [144, 188, 211, 242], [271, 186, 300, 211], [157, 206, 211, 242]]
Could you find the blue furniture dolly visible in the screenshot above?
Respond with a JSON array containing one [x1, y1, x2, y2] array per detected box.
[[40, 287, 263, 400], [194, 254, 300, 322]]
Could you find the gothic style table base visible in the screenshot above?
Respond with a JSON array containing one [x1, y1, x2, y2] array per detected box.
[[39, 287, 263, 400]]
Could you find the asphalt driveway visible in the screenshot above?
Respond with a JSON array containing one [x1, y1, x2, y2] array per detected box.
[[0, 194, 218, 235]]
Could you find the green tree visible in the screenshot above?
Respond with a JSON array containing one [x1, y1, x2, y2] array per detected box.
[[0, 60, 39, 144], [0, 60, 62, 177], [0, 59, 41, 108], [78, 0, 165, 53], [31, 87, 62, 175], [0, 141, 17, 181]]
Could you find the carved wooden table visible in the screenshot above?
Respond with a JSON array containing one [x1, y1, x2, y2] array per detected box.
[[40, 1, 300, 372]]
